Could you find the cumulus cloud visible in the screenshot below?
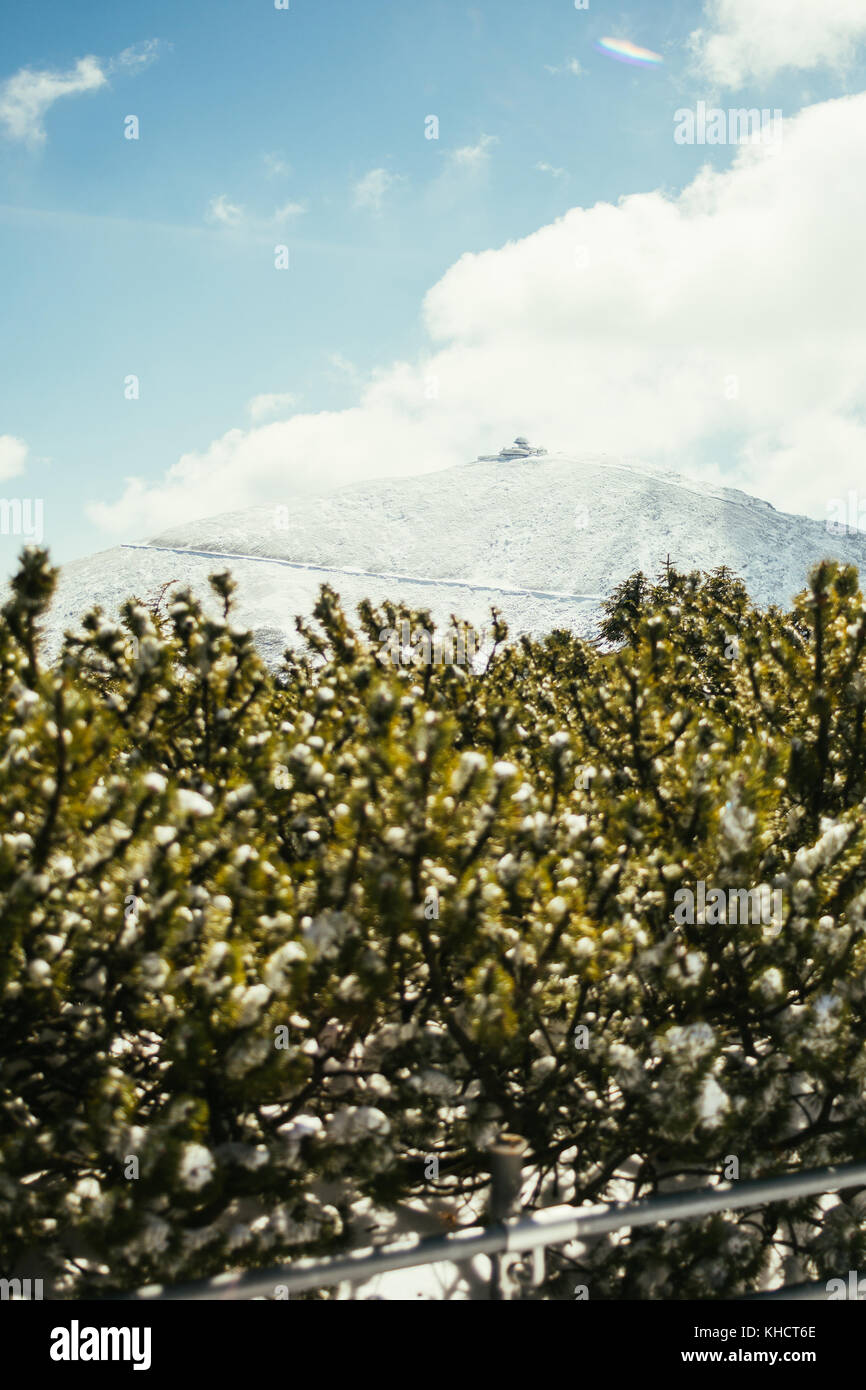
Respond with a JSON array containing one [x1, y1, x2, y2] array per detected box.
[[0, 57, 107, 146], [0, 436, 28, 483], [691, 0, 866, 87], [0, 42, 160, 146], [89, 92, 866, 537], [247, 393, 300, 422], [352, 168, 400, 213], [536, 162, 568, 180]]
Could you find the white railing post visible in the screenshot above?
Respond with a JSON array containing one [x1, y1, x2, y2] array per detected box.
[[487, 1134, 528, 1300]]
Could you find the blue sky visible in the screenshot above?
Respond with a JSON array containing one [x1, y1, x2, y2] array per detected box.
[[2, 0, 866, 570]]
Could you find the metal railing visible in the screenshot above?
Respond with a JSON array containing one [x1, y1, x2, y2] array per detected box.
[[118, 1144, 866, 1301]]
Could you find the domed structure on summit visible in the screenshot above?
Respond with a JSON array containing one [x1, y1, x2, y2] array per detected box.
[[476, 436, 548, 462]]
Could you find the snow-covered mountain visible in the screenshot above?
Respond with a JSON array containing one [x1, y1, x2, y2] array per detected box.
[[39, 451, 866, 663]]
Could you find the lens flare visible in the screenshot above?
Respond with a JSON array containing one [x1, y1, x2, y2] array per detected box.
[[595, 37, 663, 68]]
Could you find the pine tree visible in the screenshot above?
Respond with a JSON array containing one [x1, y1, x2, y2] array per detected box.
[[2, 547, 866, 1298]]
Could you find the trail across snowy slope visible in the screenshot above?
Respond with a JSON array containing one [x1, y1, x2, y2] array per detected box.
[[43, 543, 601, 667], [122, 542, 607, 604]]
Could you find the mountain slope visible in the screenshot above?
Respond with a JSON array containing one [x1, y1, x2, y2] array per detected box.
[[145, 452, 820, 605], [40, 451, 866, 662]]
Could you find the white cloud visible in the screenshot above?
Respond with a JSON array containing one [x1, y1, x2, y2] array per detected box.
[[352, 168, 400, 213], [206, 194, 244, 227], [89, 92, 866, 537], [545, 58, 583, 77], [110, 39, 161, 74], [263, 152, 291, 178], [206, 195, 306, 230], [0, 436, 28, 483], [450, 133, 498, 169], [248, 393, 300, 422], [691, 0, 866, 87], [0, 57, 107, 146], [536, 162, 568, 180], [272, 201, 306, 223], [328, 353, 360, 377], [0, 42, 160, 146]]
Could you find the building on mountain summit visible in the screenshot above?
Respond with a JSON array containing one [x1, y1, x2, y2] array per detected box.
[[476, 437, 548, 462]]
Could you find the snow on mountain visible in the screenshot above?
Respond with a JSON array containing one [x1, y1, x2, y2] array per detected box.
[[37, 451, 866, 663]]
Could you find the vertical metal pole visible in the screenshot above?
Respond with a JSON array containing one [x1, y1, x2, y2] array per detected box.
[[487, 1133, 527, 1300]]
